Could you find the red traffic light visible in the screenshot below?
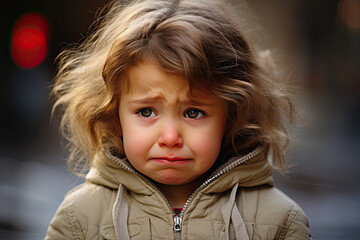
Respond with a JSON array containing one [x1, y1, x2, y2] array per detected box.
[[10, 12, 50, 69]]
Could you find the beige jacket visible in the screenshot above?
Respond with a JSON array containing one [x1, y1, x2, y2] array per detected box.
[[45, 147, 311, 239]]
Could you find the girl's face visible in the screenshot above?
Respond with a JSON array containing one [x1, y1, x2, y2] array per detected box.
[[119, 61, 226, 187]]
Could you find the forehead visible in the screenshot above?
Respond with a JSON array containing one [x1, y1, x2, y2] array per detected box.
[[122, 60, 216, 102], [127, 61, 188, 93]]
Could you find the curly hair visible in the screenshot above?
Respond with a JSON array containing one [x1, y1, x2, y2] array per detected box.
[[52, 0, 296, 175]]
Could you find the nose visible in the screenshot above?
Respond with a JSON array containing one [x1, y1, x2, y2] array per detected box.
[[158, 123, 183, 148]]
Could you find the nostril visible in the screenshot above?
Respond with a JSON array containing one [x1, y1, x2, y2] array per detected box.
[[173, 141, 183, 147], [158, 139, 183, 148]]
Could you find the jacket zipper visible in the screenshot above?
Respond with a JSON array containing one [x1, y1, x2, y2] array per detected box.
[[175, 147, 263, 226], [105, 146, 262, 239], [173, 215, 182, 240], [105, 152, 181, 238]]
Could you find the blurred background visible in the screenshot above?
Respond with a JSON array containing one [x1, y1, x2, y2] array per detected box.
[[1, 0, 359, 239]]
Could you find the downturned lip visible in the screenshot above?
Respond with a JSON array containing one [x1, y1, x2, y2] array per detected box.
[[151, 157, 191, 162]]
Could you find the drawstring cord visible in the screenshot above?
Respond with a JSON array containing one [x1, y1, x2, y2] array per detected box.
[[113, 184, 130, 240], [221, 183, 249, 240], [113, 182, 249, 240]]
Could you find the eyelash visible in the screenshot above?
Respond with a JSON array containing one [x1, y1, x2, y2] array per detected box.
[[135, 108, 157, 118], [184, 108, 206, 119], [135, 107, 206, 119]]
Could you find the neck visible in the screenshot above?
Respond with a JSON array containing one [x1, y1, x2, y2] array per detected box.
[[155, 177, 205, 208]]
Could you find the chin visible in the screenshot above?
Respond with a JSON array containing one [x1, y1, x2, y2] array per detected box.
[[155, 177, 189, 186]]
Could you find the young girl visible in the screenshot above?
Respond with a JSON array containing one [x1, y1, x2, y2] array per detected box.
[[46, 0, 311, 239]]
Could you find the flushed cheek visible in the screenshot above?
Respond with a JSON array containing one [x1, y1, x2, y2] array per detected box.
[[190, 119, 224, 152], [187, 132, 223, 163], [197, 138, 221, 160], [122, 129, 153, 160]]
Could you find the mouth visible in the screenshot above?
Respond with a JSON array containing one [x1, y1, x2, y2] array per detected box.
[[151, 157, 192, 164]]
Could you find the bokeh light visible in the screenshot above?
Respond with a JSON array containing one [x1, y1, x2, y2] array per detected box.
[[10, 12, 50, 69]]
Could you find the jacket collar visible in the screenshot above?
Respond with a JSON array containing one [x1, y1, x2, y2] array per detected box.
[[86, 146, 274, 195], [203, 146, 274, 194]]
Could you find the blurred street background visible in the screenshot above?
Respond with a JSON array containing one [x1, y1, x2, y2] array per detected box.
[[1, 0, 360, 239]]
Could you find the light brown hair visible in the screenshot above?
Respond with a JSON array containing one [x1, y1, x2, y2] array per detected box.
[[52, 0, 296, 175]]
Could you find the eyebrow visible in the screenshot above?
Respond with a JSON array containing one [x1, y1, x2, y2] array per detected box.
[[127, 96, 163, 104], [180, 99, 215, 106], [127, 96, 214, 106]]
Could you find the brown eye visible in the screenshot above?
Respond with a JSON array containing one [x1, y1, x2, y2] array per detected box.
[[184, 109, 204, 119], [137, 108, 156, 117]]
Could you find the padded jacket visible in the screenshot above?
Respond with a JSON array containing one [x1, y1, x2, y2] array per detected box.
[[45, 147, 311, 239]]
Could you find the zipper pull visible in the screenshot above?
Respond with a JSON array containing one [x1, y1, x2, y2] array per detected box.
[[173, 215, 182, 232]]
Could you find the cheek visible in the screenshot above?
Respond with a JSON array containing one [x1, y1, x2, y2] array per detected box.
[[189, 114, 226, 164], [123, 130, 149, 159], [121, 125, 153, 160], [188, 128, 224, 163]]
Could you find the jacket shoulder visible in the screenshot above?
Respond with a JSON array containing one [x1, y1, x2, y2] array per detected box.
[[45, 182, 117, 240], [64, 181, 117, 214], [237, 186, 311, 239]]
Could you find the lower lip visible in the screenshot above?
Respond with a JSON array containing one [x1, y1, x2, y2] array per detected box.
[[151, 158, 192, 165]]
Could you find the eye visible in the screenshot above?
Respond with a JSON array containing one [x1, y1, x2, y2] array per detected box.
[[184, 109, 205, 119], [136, 108, 157, 118]]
